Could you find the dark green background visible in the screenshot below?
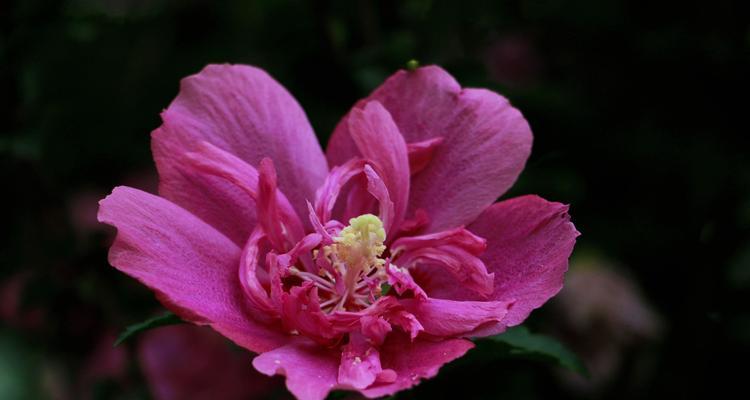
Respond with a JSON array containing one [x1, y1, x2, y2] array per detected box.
[[2, 0, 749, 398]]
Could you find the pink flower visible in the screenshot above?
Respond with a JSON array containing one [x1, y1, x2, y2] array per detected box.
[[98, 64, 578, 400]]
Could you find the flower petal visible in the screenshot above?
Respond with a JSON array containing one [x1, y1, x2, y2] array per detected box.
[[314, 159, 365, 224], [98, 186, 287, 353], [338, 333, 390, 390], [183, 141, 305, 249], [385, 262, 427, 300], [307, 201, 334, 244], [397, 208, 430, 236], [360, 334, 474, 398], [393, 228, 494, 296], [392, 227, 487, 255], [280, 283, 338, 346], [149, 148, 257, 246], [153, 64, 328, 237], [407, 137, 444, 176], [253, 339, 340, 400], [258, 158, 292, 251], [328, 296, 423, 342], [238, 227, 277, 316], [363, 164, 395, 234], [400, 297, 512, 337], [466, 195, 579, 331], [328, 65, 532, 232], [359, 315, 393, 346], [401, 246, 495, 296], [347, 101, 410, 234]]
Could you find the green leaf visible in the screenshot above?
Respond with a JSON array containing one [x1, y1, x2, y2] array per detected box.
[[484, 326, 588, 376], [380, 282, 392, 296], [114, 312, 183, 346]]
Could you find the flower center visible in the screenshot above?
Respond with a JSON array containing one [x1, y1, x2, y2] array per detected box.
[[290, 214, 389, 313]]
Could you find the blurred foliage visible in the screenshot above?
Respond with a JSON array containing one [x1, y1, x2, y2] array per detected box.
[[0, 331, 43, 399], [484, 326, 588, 377], [2, 0, 749, 399]]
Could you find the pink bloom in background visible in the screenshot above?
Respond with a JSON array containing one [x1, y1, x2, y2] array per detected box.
[[98, 64, 578, 399], [77, 331, 128, 400], [553, 259, 663, 393], [0, 273, 44, 331], [484, 33, 542, 88], [139, 325, 282, 400]]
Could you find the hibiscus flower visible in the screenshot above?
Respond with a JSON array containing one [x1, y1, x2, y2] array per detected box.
[[98, 64, 578, 400]]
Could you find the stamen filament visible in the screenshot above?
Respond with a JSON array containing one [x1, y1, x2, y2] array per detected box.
[[291, 268, 334, 288], [332, 291, 349, 312], [319, 297, 340, 308], [312, 282, 335, 294]]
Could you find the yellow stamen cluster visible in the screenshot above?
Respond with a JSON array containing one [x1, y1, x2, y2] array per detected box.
[[332, 214, 386, 268], [300, 214, 389, 312]]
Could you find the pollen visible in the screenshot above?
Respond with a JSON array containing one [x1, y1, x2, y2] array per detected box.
[[333, 214, 386, 267]]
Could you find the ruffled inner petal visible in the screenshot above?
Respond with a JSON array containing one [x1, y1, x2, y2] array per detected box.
[[183, 141, 304, 251], [347, 101, 410, 235], [312, 159, 397, 238], [392, 228, 495, 296], [280, 283, 339, 346], [238, 227, 277, 316], [338, 333, 395, 390], [314, 159, 365, 224], [407, 137, 444, 175], [400, 297, 513, 337], [363, 165, 395, 233], [385, 261, 427, 300]]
